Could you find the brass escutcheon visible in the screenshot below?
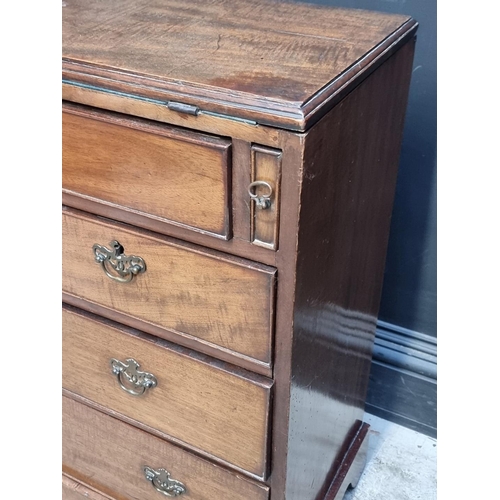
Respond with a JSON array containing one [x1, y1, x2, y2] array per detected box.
[[143, 466, 186, 496], [92, 240, 146, 283], [248, 181, 273, 209], [110, 358, 157, 396]]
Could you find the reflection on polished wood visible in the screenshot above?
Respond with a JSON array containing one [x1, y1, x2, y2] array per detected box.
[[283, 40, 416, 500], [62, 1, 417, 498]]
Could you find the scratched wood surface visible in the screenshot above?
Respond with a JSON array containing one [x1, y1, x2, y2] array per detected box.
[[63, 396, 270, 500], [62, 475, 112, 500], [63, 105, 232, 239], [62, 209, 276, 368], [62, 307, 272, 478], [62, 0, 416, 129]]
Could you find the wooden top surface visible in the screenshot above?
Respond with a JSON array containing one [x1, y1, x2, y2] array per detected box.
[[62, 0, 417, 130]]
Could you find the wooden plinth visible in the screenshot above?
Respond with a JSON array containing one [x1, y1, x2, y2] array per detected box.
[[324, 422, 370, 500]]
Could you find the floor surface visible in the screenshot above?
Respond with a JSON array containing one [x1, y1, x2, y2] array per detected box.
[[344, 413, 437, 500]]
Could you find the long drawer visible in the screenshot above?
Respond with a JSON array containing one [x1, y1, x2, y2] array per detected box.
[[63, 105, 232, 240], [62, 475, 110, 500], [63, 395, 270, 500], [62, 208, 276, 371], [62, 306, 272, 478]]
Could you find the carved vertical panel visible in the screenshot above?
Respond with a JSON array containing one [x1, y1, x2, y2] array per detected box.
[[250, 145, 282, 250]]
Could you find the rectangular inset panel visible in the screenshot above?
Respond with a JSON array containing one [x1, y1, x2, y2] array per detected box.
[[250, 145, 282, 250], [62, 307, 272, 478], [62, 394, 271, 498], [62, 475, 109, 500], [62, 209, 275, 369], [63, 106, 232, 240]]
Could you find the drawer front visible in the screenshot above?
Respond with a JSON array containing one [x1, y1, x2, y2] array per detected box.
[[62, 475, 110, 500], [63, 107, 232, 239], [62, 209, 275, 368], [62, 307, 272, 478], [63, 396, 270, 500]]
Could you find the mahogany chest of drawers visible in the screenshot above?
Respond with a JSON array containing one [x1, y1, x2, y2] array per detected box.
[[62, 1, 417, 498]]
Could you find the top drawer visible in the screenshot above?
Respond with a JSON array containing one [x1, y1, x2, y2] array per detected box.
[[62, 106, 232, 240]]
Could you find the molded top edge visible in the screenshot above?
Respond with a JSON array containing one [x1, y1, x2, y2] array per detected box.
[[62, 0, 417, 130]]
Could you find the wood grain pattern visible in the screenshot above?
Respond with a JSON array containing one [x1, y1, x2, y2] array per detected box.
[[62, 208, 276, 368], [62, 306, 272, 478], [61, 85, 287, 147], [62, 102, 284, 269], [63, 475, 113, 500], [62, 0, 417, 129], [250, 145, 282, 250], [61, 4, 418, 498], [284, 39, 416, 500], [62, 395, 270, 500], [63, 105, 232, 239]]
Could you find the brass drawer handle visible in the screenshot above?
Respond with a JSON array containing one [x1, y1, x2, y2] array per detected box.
[[248, 181, 273, 209], [92, 240, 146, 283], [144, 466, 186, 497], [110, 358, 157, 396]]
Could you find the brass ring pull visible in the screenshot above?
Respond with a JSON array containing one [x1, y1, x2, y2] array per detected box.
[[248, 181, 273, 209], [93, 240, 146, 283], [144, 466, 186, 497], [110, 358, 157, 396]]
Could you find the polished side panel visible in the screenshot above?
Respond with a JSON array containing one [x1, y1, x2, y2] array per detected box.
[[285, 39, 416, 500]]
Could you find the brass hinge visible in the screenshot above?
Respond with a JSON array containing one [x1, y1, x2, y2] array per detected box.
[[167, 101, 200, 115], [62, 80, 257, 125], [168, 100, 257, 125]]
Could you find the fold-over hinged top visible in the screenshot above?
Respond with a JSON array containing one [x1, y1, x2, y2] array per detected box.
[[62, 0, 417, 131]]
